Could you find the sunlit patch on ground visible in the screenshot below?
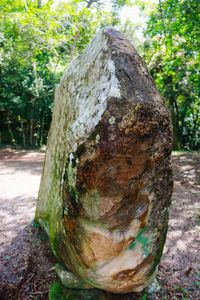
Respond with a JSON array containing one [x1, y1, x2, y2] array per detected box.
[[0, 148, 199, 299]]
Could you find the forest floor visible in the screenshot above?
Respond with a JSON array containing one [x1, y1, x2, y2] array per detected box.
[[0, 147, 199, 300]]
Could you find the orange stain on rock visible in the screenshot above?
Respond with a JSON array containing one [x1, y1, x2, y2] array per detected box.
[[112, 253, 154, 281]]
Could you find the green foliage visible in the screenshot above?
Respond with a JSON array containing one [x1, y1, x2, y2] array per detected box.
[[49, 280, 105, 300], [49, 281, 65, 300], [143, 0, 200, 150], [0, 0, 128, 147], [31, 220, 40, 227], [2, 0, 198, 150]]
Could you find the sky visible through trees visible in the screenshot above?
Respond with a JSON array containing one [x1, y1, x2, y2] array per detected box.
[[0, 0, 199, 150]]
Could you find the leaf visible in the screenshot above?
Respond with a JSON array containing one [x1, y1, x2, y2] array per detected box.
[[40, 235, 47, 241], [49, 281, 65, 300], [31, 220, 40, 227]]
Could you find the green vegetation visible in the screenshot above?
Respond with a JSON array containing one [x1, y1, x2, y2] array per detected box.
[[0, 0, 199, 150], [0, 0, 128, 147], [49, 281, 65, 300], [49, 279, 105, 300], [143, 0, 200, 150]]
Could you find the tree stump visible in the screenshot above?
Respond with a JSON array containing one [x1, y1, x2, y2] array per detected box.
[[35, 27, 173, 293]]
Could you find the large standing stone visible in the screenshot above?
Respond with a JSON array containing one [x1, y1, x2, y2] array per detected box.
[[35, 27, 173, 293]]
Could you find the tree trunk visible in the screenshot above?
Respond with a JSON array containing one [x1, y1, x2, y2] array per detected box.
[[35, 125, 39, 147], [21, 120, 26, 146], [29, 119, 33, 145], [39, 111, 45, 147], [7, 116, 16, 146], [38, 0, 42, 8], [190, 109, 200, 149]]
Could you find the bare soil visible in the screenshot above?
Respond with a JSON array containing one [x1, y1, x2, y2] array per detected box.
[[0, 147, 199, 300]]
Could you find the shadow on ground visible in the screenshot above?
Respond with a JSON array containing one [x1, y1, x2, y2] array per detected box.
[[0, 149, 199, 299], [0, 222, 57, 300]]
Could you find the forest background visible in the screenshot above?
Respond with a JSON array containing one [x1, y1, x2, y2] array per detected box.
[[0, 0, 199, 151]]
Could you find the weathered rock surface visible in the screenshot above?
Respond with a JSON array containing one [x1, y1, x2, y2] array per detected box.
[[35, 27, 173, 293]]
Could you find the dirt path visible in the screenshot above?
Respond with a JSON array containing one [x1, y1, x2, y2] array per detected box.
[[0, 148, 199, 299], [158, 152, 200, 299], [0, 148, 44, 245]]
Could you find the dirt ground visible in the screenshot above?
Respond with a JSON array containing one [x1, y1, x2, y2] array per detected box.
[[0, 147, 199, 300]]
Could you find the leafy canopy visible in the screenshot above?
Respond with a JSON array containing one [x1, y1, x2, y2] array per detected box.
[[143, 0, 200, 150], [0, 0, 129, 146]]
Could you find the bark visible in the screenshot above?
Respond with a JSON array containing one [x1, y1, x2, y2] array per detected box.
[[21, 120, 26, 147], [37, 0, 42, 8], [7, 116, 16, 146], [29, 119, 33, 145], [39, 111, 45, 147]]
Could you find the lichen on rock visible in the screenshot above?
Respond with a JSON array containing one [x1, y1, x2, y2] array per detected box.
[[35, 27, 173, 293]]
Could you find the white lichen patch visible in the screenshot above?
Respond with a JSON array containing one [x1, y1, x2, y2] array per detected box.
[[36, 27, 121, 241], [109, 116, 116, 125], [96, 134, 100, 144], [58, 27, 121, 155], [146, 276, 161, 293]]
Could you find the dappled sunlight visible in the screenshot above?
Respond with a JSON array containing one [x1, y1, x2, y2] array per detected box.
[[0, 148, 44, 247], [157, 152, 200, 299], [0, 149, 199, 299]]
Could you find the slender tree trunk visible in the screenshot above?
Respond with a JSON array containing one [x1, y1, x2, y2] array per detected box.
[[21, 121, 26, 146], [24, 0, 28, 9], [7, 116, 16, 146], [26, 122, 29, 145], [35, 123, 40, 147], [173, 98, 182, 149], [38, 0, 42, 8], [190, 109, 200, 149], [69, 30, 79, 62], [168, 98, 181, 150], [40, 111, 45, 147], [30, 119, 33, 145], [86, 0, 98, 8]]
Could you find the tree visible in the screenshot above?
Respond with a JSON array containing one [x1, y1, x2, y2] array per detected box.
[[0, 0, 130, 146], [143, 0, 200, 150], [0, 0, 62, 146]]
